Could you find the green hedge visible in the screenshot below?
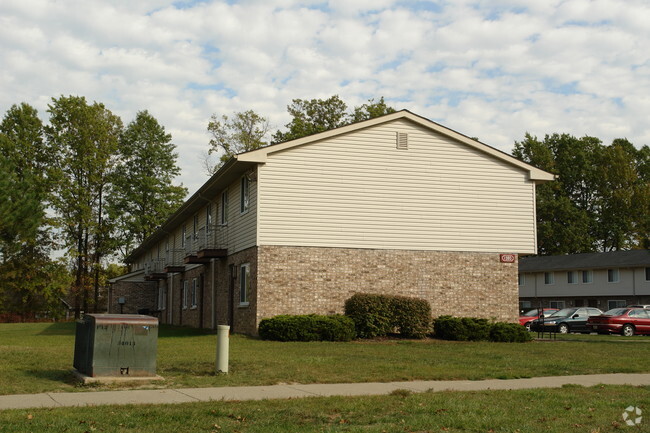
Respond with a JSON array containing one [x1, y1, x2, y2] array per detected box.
[[434, 316, 531, 342], [344, 293, 431, 339], [258, 314, 356, 342]]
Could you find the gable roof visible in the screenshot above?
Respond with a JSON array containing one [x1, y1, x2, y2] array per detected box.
[[125, 110, 554, 263], [237, 110, 555, 182], [519, 250, 650, 272]]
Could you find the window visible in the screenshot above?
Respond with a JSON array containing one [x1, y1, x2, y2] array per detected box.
[[191, 278, 197, 308], [158, 286, 166, 310], [220, 191, 228, 225], [181, 225, 187, 248], [549, 300, 565, 309], [193, 214, 199, 237], [607, 299, 626, 310], [206, 203, 212, 231], [182, 280, 188, 309], [582, 270, 593, 283], [518, 274, 525, 286], [567, 271, 577, 284], [240, 176, 249, 213], [240, 263, 250, 306], [519, 301, 531, 310], [574, 299, 584, 307], [608, 268, 620, 283], [646, 267, 650, 281], [544, 272, 555, 285]]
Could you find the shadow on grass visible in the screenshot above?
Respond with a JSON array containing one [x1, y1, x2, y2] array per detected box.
[[37, 322, 76, 336], [23, 368, 79, 387]]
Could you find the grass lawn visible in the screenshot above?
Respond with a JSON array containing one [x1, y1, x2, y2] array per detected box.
[[1, 322, 649, 395], [0, 385, 648, 432]]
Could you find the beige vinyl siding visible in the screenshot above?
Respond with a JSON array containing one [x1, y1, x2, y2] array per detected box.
[[258, 118, 537, 253], [222, 175, 257, 253]]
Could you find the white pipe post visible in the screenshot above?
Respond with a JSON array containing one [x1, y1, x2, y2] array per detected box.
[[216, 325, 230, 373]]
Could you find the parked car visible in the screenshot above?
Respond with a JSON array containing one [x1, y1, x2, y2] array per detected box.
[[529, 307, 603, 334], [519, 308, 559, 331], [587, 307, 650, 336]]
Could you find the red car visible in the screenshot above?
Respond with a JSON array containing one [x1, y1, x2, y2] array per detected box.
[[519, 308, 559, 331], [587, 308, 650, 336]]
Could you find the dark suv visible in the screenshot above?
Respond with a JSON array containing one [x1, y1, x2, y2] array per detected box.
[[530, 307, 603, 334]]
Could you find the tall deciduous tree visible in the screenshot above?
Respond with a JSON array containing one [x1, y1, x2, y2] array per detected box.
[[206, 110, 270, 173], [349, 97, 397, 123], [273, 95, 348, 143], [514, 132, 650, 254], [46, 95, 123, 316], [109, 110, 187, 258]]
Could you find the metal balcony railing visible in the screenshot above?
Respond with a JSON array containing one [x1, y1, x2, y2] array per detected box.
[[184, 225, 229, 257], [144, 258, 166, 276]]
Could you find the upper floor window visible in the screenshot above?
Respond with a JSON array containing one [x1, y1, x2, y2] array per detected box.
[[607, 268, 620, 283], [240, 176, 250, 214], [582, 270, 593, 283], [518, 274, 525, 286], [646, 267, 650, 281], [181, 225, 187, 248], [567, 271, 577, 284], [206, 203, 213, 230], [220, 190, 228, 225], [544, 272, 554, 285], [193, 214, 199, 236]]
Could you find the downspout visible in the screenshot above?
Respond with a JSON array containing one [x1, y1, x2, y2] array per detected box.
[[211, 258, 216, 329]]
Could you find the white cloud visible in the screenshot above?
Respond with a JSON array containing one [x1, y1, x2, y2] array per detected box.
[[1, 0, 649, 194]]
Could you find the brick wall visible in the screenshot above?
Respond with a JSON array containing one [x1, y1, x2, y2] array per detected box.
[[109, 281, 157, 314], [257, 246, 518, 324]]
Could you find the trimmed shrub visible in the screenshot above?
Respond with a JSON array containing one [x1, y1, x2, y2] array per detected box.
[[258, 314, 356, 342], [434, 316, 531, 343], [393, 296, 432, 338], [344, 293, 431, 339], [489, 322, 533, 342]]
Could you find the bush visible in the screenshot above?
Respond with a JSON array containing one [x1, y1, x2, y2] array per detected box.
[[489, 322, 532, 342], [344, 293, 431, 339], [434, 316, 531, 343], [258, 314, 356, 342]]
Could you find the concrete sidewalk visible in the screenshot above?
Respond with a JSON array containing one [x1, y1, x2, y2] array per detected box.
[[1, 373, 649, 410]]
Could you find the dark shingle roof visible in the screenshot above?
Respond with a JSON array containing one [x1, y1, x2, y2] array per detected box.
[[519, 250, 650, 272]]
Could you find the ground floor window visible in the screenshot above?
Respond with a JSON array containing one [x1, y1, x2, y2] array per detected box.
[[240, 263, 250, 306], [607, 300, 626, 310], [182, 280, 188, 309], [549, 300, 565, 309], [191, 278, 198, 308]]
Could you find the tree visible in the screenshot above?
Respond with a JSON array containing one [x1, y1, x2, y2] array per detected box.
[[108, 110, 187, 258], [206, 110, 270, 172], [46, 95, 123, 316], [513, 132, 650, 254], [272, 95, 348, 143], [349, 97, 397, 123], [272, 95, 397, 143]]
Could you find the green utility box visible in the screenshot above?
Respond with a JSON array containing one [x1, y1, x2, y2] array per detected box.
[[73, 314, 159, 377]]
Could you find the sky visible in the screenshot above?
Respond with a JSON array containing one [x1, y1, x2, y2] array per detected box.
[[1, 0, 649, 195]]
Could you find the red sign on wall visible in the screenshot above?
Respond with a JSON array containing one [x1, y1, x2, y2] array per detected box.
[[499, 254, 516, 263]]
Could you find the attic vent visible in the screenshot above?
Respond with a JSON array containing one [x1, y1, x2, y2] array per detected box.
[[396, 132, 408, 149]]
